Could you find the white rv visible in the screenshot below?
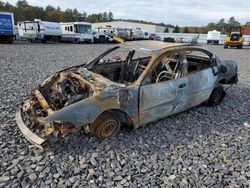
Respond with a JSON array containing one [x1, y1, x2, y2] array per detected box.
[[207, 30, 221, 45], [17, 19, 62, 42], [60, 22, 93, 43], [142, 30, 150, 40]]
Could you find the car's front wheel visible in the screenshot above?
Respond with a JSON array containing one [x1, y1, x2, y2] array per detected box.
[[90, 112, 121, 140], [207, 85, 225, 106]]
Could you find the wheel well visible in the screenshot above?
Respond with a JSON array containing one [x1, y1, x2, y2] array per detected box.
[[219, 79, 227, 84], [101, 109, 133, 127]]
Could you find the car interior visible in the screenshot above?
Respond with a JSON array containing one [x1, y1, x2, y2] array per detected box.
[[91, 48, 214, 85], [90, 47, 151, 84], [186, 50, 213, 74], [146, 50, 213, 84]]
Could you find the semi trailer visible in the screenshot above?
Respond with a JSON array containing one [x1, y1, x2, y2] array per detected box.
[[0, 11, 15, 43]]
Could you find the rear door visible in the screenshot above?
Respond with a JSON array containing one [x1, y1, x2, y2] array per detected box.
[[186, 50, 218, 107]]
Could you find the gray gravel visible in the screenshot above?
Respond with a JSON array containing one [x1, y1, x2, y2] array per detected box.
[[0, 42, 250, 187]]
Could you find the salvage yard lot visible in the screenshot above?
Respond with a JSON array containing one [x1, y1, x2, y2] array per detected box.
[[0, 43, 250, 187]]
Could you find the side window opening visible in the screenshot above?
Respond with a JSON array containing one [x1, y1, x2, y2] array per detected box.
[[149, 53, 181, 84], [186, 50, 212, 74]]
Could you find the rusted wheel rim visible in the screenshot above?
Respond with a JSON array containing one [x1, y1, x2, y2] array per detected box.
[[97, 118, 119, 139]]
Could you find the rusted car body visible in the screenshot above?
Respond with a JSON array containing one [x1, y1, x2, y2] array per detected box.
[[16, 41, 238, 149]]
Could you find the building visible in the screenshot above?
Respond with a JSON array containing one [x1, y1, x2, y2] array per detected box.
[[92, 21, 167, 33]]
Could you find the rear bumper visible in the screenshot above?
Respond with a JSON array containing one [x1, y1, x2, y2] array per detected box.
[[16, 105, 46, 150]]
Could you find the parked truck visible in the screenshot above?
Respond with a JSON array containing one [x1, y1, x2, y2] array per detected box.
[[207, 30, 221, 45], [60, 22, 93, 43], [17, 19, 62, 43], [224, 32, 244, 49], [0, 12, 15, 43]]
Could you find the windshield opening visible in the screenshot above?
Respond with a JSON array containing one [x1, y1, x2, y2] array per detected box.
[[90, 47, 151, 84], [74, 24, 91, 34]]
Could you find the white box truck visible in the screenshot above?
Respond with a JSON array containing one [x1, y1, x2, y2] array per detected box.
[[60, 22, 93, 43], [17, 19, 62, 42], [207, 30, 221, 45], [0, 11, 15, 43]]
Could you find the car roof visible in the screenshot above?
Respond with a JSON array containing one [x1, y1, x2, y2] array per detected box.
[[118, 40, 193, 53]]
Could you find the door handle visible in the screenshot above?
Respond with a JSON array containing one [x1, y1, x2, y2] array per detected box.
[[179, 83, 186, 88]]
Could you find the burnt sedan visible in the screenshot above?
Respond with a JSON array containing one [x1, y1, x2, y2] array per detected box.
[[16, 41, 238, 149]]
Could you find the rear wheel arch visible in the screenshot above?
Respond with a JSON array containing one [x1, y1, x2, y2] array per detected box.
[[207, 84, 225, 106]]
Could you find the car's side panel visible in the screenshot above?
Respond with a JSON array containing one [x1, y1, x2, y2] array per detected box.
[[186, 67, 218, 107], [44, 96, 106, 126], [139, 77, 188, 126], [44, 87, 140, 128]]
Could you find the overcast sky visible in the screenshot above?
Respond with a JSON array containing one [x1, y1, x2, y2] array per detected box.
[[3, 0, 250, 26]]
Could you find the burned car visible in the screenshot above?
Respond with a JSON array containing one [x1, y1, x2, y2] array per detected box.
[[16, 41, 238, 149]]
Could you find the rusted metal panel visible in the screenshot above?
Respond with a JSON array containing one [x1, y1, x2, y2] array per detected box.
[[33, 89, 53, 115], [16, 110, 45, 149]]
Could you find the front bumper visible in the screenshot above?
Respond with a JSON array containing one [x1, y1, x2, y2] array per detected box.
[[16, 103, 46, 150], [226, 41, 243, 47]]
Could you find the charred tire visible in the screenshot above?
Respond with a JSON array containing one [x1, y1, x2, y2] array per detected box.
[[207, 85, 225, 106], [237, 45, 243, 49], [224, 44, 228, 49], [90, 113, 121, 140]]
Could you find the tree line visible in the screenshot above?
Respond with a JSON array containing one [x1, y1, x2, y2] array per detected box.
[[1, 0, 249, 34], [170, 17, 250, 34], [0, 0, 114, 23]]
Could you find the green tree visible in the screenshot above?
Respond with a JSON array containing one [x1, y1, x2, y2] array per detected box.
[[103, 12, 108, 21], [173, 25, 180, 33], [183, 27, 189, 33], [64, 9, 74, 21], [16, 0, 28, 8], [45, 5, 55, 12], [164, 27, 169, 33], [82, 12, 87, 21], [226, 16, 241, 33], [108, 12, 113, 21], [216, 18, 227, 33]]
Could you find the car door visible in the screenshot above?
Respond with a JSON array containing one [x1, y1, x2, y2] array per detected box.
[[186, 50, 218, 107], [139, 53, 188, 126]]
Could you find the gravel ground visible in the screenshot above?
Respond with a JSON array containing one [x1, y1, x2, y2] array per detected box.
[[0, 42, 249, 188]]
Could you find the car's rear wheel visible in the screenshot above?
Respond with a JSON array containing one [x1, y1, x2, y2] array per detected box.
[[207, 85, 225, 106], [237, 45, 243, 49], [90, 112, 121, 140], [224, 44, 228, 49]]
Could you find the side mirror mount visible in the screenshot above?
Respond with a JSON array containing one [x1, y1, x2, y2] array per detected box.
[[218, 64, 227, 73]]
